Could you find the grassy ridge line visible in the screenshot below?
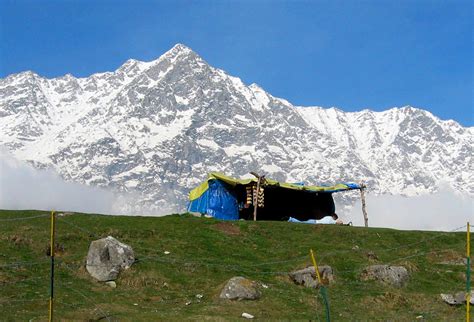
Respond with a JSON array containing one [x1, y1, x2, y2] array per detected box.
[[0, 209, 470, 320]]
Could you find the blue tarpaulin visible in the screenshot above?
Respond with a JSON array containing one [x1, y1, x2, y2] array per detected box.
[[188, 180, 239, 220]]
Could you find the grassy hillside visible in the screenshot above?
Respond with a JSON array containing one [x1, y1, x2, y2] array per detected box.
[[0, 209, 471, 320]]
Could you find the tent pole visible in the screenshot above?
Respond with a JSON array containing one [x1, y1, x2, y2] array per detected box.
[[250, 172, 264, 222], [360, 183, 368, 227], [253, 176, 261, 221]]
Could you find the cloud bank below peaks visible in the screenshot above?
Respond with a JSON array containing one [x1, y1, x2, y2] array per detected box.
[[347, 186, 473, 231], [0, 151, 143, 215]]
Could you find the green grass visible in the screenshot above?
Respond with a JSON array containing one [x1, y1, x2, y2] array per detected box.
[[0, 209, 471, 320]]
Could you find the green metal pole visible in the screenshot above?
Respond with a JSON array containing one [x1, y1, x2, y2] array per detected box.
[[49, 211, 55, 322], [466, 222, 470, 322]]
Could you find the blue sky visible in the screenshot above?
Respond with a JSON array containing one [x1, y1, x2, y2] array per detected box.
[[1, 0, 472, 126]]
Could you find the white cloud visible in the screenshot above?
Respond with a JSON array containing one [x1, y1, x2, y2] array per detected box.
[[0, 151, 132, 215], [345, 187, 473, 231], [2, 149, 471, 227]]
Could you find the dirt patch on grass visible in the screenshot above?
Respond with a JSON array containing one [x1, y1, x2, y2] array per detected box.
[[64, 261, 93, 280], [44, 243, 66, 256], [397, 260, 419, 272], [428, 249, 466, 265], [363, 291, 409, 309], [6, 234, 32, 247], [212, 222, 241, 236], [0, 272, 8, 284], [120, 270, 164, 289], [146, 295, 162, 302]]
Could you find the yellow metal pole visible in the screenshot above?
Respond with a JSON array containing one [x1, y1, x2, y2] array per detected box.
[[48, 211, 55, 322], [310, 249, 330, 322], [467, 222, 470, 322], [310, 249, 322, 283]]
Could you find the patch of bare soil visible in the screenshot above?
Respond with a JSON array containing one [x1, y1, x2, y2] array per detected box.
[[428, 249, 466, 266], [362, 291, 409, 309], [212, 222, 241, 236], [7, 234, 32, 247], [0, 272, 8, 284]]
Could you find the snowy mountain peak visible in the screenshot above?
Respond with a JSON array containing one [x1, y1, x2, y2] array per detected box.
[[170, 43, 194, 54], [7, 70, 39, 82], [161, 43, 199, 62], [0, 44, 472, 215], [120, 58, 141, 69]]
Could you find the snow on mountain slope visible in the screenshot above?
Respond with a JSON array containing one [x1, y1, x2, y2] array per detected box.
[[0, 44, 472, 214], [297, 106, 473, 196]]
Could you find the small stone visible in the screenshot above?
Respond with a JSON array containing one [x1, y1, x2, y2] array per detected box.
[[289, 265, 334, 288], [105, 281, 116, 288], [242, 312, 254, 319], [164, 251, 170, 255], [440, 291, 474, 305], [360, 265, 408, 287], [219, 276, 261, 300], [185, 301, 192, 306]]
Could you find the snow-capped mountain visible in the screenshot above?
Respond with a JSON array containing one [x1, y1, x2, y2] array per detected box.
[[0, 44, 472, 214]]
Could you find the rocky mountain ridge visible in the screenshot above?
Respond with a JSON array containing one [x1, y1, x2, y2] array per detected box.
[[1, 44, 472, 214]]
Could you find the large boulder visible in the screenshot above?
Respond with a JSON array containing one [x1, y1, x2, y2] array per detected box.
[[289, 265, 334, 288], [360, 265, 408, 287], [86, 236, 135, 282], [219, 276, 261, 300]]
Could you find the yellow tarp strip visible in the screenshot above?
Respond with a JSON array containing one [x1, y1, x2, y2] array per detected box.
[[189, 172, 356, 201], [188, 181, 210, 201]]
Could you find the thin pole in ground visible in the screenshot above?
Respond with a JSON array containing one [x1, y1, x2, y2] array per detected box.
[[48, 211, 56, 322], [359, 183, 368, 227], [466, 222, 471, 322]]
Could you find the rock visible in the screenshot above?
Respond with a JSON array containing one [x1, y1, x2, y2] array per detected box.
[[219, 276, 261, 300], [105, 281, 116, 288], [360, 265, 409, 287], [440, 291, 474, 305], [242, 312, 254, 319], [289, 265, 334, 288], [86, 236, 135, 282]]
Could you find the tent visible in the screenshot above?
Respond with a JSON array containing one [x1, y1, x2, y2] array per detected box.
[[188, 172, 362, 221]]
